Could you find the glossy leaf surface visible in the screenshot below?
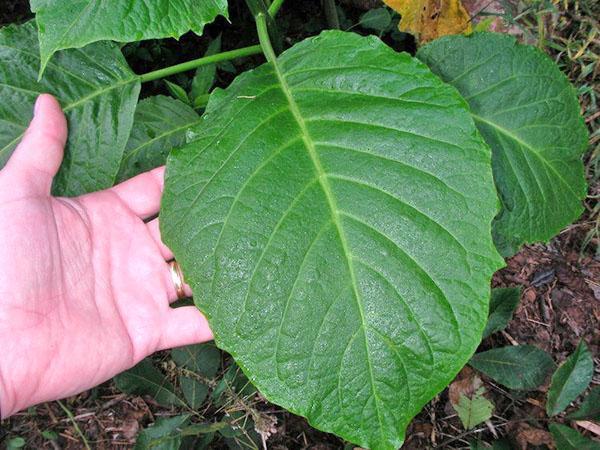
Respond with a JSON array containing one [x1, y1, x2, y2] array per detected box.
[[31, 0, 228, 75], [117, 96, 202, 182], [418, 32, 588, 256], [0, 21, 140, 195], [469, 345, 555, 390], [162, 31, 503, 449], [547, 341, 594, 416]]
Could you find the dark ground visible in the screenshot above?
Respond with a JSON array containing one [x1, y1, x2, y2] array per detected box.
[[0, 0, 598, 448]]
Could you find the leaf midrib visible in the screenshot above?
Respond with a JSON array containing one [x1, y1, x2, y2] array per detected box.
[[268, 55, 386, 436]]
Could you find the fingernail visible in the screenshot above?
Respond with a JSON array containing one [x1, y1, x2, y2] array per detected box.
[[33, 95, 44, 116]]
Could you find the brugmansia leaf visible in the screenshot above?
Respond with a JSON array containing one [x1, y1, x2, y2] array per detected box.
[[161, 30, 503, 449], [567, 385, 600, 420], [417, 33, 588, 256], [549, 423, 600, 450], [117, 96, 202, 182], [0, 21, 140, 196], [547, 341, 594, 416], [483, 287, 521, 338], [469, 345, 555, 390], [383, 0, 471, 43], [31, 0, 228, 76], [453, 388, 494, 430]]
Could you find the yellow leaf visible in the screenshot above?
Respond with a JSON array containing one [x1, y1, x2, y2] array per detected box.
[[383, 0, 472, 43]]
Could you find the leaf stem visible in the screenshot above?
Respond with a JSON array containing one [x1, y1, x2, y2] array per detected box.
[[137, 0, 286, 84], [267, 0, 286, 16], [57, 400, 91, 450], [323, 0, 340, 29], [245, 0, 282, 54], [256, 13, 278, 64], [138, 45, 262, 83]]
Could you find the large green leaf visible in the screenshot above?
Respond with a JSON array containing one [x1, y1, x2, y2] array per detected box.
[[0, 21, 140, 196], [161, 30, 503, 449], [117, 96, 202, 182], [31, 0, 228, 76], [417, 33, 588, 256]]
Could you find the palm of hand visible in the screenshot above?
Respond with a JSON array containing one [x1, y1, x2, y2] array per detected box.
[[0, 95, 211, 417]]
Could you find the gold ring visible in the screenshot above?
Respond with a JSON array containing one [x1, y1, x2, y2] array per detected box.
[[169, 260, 186, 299]]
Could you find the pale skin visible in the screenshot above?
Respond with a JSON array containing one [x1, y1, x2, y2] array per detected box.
[[0, 94, 213, 418]]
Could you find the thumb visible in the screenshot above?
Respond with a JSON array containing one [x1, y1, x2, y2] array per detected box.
[[157, 307, 214, 351], [3, 94, 67, 195]]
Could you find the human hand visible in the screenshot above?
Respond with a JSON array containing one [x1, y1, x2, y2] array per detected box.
[[0, 95, 213, 418]]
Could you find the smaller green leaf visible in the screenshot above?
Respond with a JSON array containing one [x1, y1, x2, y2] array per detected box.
[[114, 359, 185, 407], [165, 80, 191, 105], [549, 423, 600, 450], [547, 341, 594, 416], [179, 376, 209, 409], [171, 343, 221, 378], [117, 96, 202, 182], [567, 386, 600, 420], [217, 60, 236, 74], [190, 35, 222, 101], [473, 17, 495, 32], [134, 415, 191, 450], [6, 437, 26, 449], [453, 388, 494, 430], [359, 8, 392, 32], [469, 345, 555, 390], [483, 288, 521, 338], [41, 431, 58, 440]]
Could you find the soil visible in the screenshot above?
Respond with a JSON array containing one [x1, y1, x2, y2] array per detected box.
[[0, 0, 598, 449]]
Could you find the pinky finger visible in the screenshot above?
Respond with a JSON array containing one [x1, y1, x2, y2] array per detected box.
[[158, 306, 214, 350]]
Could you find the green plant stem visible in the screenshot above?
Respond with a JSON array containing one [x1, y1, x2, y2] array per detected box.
[[244, 0, 269, 17], [56, 400, 91, 450], [245, 0, 282, 54], [268, 0, 286, 16], [256, 13, 277, 64], [323, 0, 340, 29], [139, 45, 262, 83]]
